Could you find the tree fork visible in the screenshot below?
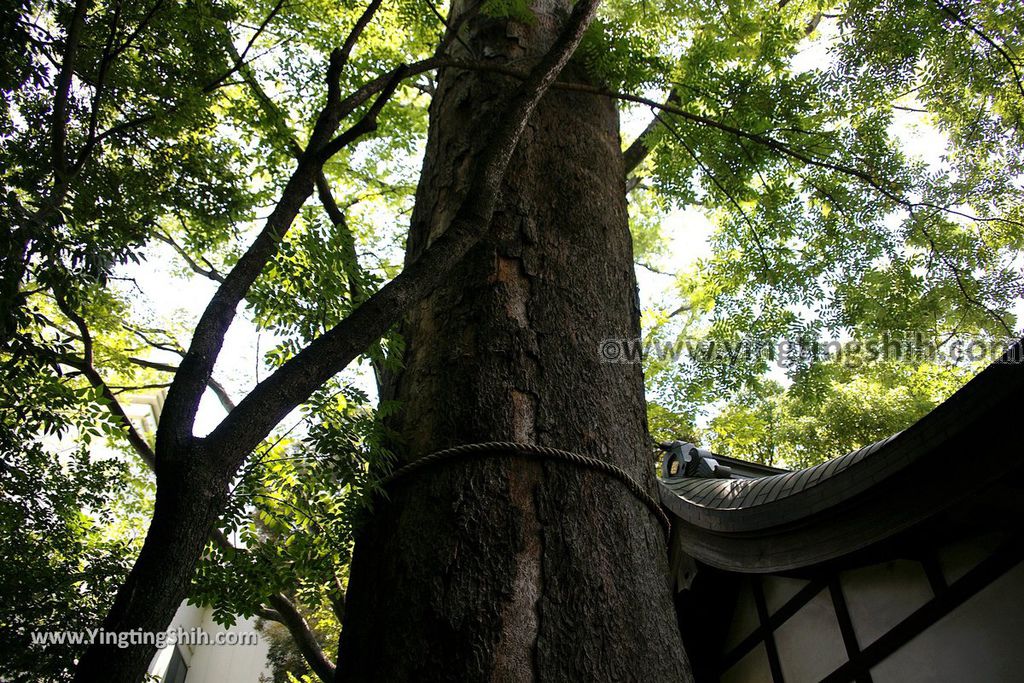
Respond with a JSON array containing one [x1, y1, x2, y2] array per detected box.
[[336, 1, 690, 680], [72, 1, 605, 680]]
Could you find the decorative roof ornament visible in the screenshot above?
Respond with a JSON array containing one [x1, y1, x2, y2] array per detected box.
[[658, 441, 733, 480]]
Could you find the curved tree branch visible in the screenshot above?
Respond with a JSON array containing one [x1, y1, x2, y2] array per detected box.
[[933, 0, 1024, 99], [265, 592, 336, 682], [209, 530, 337, 683], [440, 58, 1024, 231], [623, 88, 679, 180], [217, 21, 376, 311], [50, 0, 92, 179], [160, 53, 407, 450], [154, 231, 226, 283], [127, 357, 236, 413], [202, 0, 605, 470], [38, 298, 335, 683]]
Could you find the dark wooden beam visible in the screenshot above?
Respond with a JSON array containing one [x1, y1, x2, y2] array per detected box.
[[820, 537, 1024, 683]]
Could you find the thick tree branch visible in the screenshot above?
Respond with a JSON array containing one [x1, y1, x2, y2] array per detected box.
[[202, 0, 604, 467], [60, 358, 335, 683], [216, 16, 379, 340], [53, 325, 333, 683], [55, 317, 230, 414], [163, 3, 471, 444], [218, 24, 386, 395], [54, 292, 94, 367], [315, 70, 406, 161], [266, 593, 336, 682], [219, 23, 377, 311], [159, 54, 406, 450], [39, 299, 333, 683], [623, 88, 679, 179], [338, 0, 383, 68], [443, 58, 1024, 230], [255, 606, 283, 622]]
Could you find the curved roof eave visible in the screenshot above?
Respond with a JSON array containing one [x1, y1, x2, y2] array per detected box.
[[659, 338, 1024, 573]]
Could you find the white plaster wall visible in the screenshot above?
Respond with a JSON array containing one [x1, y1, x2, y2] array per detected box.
[[721, 643, 773, 683], [871, 561, 1024, 683], [717, 535, 1024, 683], [841, 559, 933, 647], [773, 587, 846, 683], [936, 532, 1004, 585], [762, 576, 809, 615], [146, 601, 206, 677]]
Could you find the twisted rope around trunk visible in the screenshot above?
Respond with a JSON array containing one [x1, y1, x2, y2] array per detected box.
[[378, 441, 671, 539]]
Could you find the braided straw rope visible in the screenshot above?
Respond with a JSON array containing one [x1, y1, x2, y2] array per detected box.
[[379, 441, 671, 539]]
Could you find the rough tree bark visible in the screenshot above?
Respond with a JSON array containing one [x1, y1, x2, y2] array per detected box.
[[73, 1, 603, 680], [72, 450, 229, 682], [336, 2, 690, 680]]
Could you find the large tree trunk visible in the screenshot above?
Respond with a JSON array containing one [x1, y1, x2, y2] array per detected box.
[[336, 3, 690, 680]]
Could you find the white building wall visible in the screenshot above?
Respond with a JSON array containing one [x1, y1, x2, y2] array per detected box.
[[717, 536, 1024, 683], [147, 601, 272, 682], [841, 559, 933, 648], [772, 584, 846, 683], [870, 560, 1024, 682]]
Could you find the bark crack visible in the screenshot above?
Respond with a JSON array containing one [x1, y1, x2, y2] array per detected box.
[[493, 457, 543, 682]]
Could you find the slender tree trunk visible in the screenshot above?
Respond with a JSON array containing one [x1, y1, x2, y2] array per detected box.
[[73, 455, 226, 683], [336, 3, 690, 680]]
